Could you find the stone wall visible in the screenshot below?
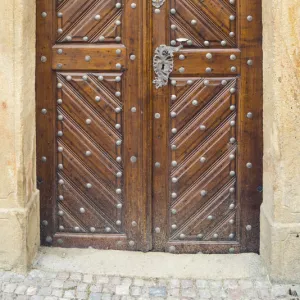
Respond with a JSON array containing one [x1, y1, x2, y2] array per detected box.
[[261, 0, 300, 283], [0, 0, 39, 271]]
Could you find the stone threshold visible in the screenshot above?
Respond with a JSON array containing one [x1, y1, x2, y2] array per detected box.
[[33, 247, 267, 280]]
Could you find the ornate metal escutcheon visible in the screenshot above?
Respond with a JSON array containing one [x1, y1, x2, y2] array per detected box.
[[152, 0, 166, 8], [153, 40, 188, 89]]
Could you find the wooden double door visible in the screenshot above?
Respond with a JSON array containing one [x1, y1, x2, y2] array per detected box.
[[37, 0, 262, 253]]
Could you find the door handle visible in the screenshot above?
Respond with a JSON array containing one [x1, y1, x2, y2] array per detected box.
[[153, 38, 188, 89], [152, 0, 166, 8]]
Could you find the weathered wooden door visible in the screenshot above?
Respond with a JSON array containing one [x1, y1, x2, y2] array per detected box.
[[37, 0, 262, 253]]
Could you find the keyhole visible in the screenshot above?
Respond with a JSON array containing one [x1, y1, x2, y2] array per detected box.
[[161, 64, 165, 70]]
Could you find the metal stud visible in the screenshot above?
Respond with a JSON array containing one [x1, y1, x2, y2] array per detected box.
[[171, 24, 177, 30], [57, 83, 62, 89], [171, 161, 177, 167], [199, 125, 206, 131], [230, 54, 236, 61], [115, 20, 121, 26], [170, 40, 176, 46], [85, 119, 92, 125], [58, 146, 63, 153], [207, 215, 213, 220], [229, 154, 235, 160], [154, 113, 160, 119], [116, 2, 122, 8], [230, 120, 235, 126], [155, 162, 161, 168], [58, 164, 63, 170], [115, 107, 122, 113], [180, 233, 186, 239], [115, 76, 121, 82], [58, 195, 64, 201], [116, 63, 122, 70], [171, 224, 177, 229], [171, 128, 177, 134], [229, 15, 235, 21], [171, 80, 177, 86], [229, 233, 235, 239], [85, 151, 92, 157], [105, 227, 111, 232], [94, 14, 101, 21], [41, 56, 47, 63], [41, 12, 47, 18], [129, 240, 135, 246], [231, 66, 237, 72], [170, 111, 177, 118], [192, 100, 198, 106], [115, 91, 121, 97], [213, 233, 218, 238], [116, 188, 122, 194], [131, 107, 137, 113], [57, 28, 63, 34], [82, 75, 88, 81], [171, 192, 177, 199], [66, 75, 72, 81], [229, 203, 235, 209], [90, 227, 96, 232], [229, 219, 234, 224], [155, 227, 161, 233], [229, 32, 235, 37], [204, 80, 209, 86], [200, 157, 206, 163], [204, 41, 210, 46], [221, 40, 227, 46], [116, 49, 122, 56], [98, 75, 104, 81], [206, 53, 212, 59], [85, 56, 91, 62], [187, 40, 193, 46], [170, 8, 176, 14], [222, 80, 228, 85], [229, 0, 235, 4], [58, 210, 64, 216], [171, 209, 177, 215], [131, 3, 137, 8], [94, 96, 101, 102], [41, 156, 47, 162], [230, 105, 236, 111], [230, 87, 236, 94], [179, 67, 185, 73], [86, 183, 92, 189], [116, 220, 121, 225], [172, 177, 178, 183], [206, 67, 212, 73], [230, 171, 236, 177], [116, 172, 122, 178], [200, 190, 207, 196], [115, 124, 121, 129], [246, 112, 253, 119], [179, 54, 185, 60], [230, 137, 236, 143], [99, 36, 105, 42], [229, 248, 235, 253], [246, 162, 253, 168], [130, 54, 136, 61], [116, 157, 122, 163], [197, 234, 203, 239], [116, 140, 122, 146], [80, 207, 85, 213], [42, 220, 48, 226], [59, 225, 64, 231], [58, 179, 64, 185], [247, 15, 253, 22], [171, 145, 177, 150], [191, 20, 197, 25], [41, 108, 47, 114], [169, 246, 176, 252], [187, 80, 193, 85], [246, 225, 252, 231], [229, 187, 235, 193], [132, 221, 137, 227], [65, 36, 72, 42], [46, 236, 52, 243], [247, 59, 253, 66], [130, 156, 137, 163], [83, 36, 89, 42], [57, 12, 63, 18]]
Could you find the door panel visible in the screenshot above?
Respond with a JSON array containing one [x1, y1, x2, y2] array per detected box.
[[37, 0, 262, 253], [152, 0, 262, 253], [37, 0, 151, 250]]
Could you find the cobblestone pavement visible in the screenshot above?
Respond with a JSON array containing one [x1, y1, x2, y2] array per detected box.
[[0, 269, 299, 300]]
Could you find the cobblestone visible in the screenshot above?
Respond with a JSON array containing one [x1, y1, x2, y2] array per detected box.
[[0, 269, 297, 299]]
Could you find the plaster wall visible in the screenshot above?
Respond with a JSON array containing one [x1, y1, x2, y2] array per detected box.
[[0, 0, 39, 271], [261, 0, 300, 283]]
